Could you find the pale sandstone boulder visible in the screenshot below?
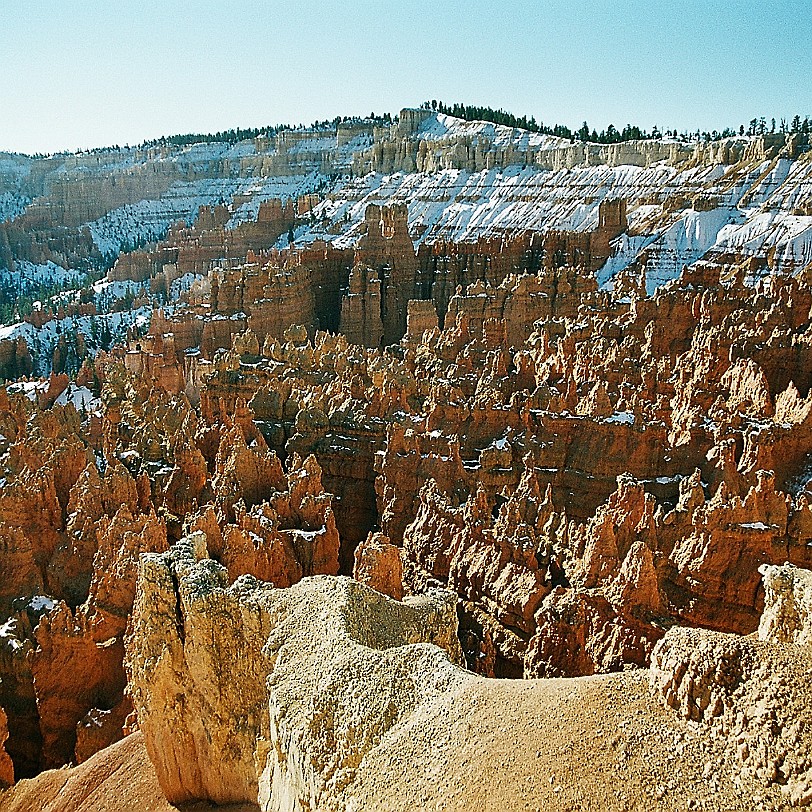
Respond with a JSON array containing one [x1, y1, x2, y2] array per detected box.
[[758, 562, 812, 645]]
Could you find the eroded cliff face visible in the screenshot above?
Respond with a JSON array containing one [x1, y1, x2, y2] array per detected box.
[[125, 534, 463, 808], [1, 107, 812, 802], [3, 106, 811, 388], [0, 371, 343, 781], [122, 540, 812, 812], [1, 242, 811, 785]]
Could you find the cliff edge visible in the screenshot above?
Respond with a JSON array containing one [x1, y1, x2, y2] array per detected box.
[[115, 537, 812, 811]]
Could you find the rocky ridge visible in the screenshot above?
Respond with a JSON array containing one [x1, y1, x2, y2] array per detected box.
[[2, 109, 812, 381], [120, 542, 812, 811]]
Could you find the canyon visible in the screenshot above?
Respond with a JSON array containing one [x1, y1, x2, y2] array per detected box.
[[0, 108, 811, 810]]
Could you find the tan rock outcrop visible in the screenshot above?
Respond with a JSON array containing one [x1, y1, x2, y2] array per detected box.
[[0, 706, 13, 788], [758, 562, 812, 645], [125, 534, 462, 807], [352, 532, 403, 599], [651, 563, 812, 804], [7, 112, 812, 795], [124, 539, 812, 812]]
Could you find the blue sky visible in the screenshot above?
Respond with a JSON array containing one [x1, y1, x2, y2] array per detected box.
[[1, 0, 809, 154]]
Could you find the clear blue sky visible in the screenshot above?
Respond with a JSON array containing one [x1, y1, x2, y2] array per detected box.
[[1, 0, 809, 154]]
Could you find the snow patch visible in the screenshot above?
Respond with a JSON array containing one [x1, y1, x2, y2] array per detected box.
[[604, 411, 635, 425], [55, 383, 100, 414], [0, 192, 29, 223]]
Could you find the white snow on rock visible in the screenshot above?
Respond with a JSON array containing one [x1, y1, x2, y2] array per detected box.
[[605, 411, 635, 425], [714, 212, 812, 272], [27, 595, 57, 613], [92, 278, 145, 297], [6, 379, 47, 401], [0, 618, 23, 653], [305, 162, 689, 250], [54, 383, 100, 413], [0, 260, 83, 288], [642, 207, 743, 293], [597, 234, 658, 289], [0, 307, 151, 376], [169, 272, 204, 300], [225, 172, 327, 228], [417, 113, 571, 152], [88, 173, 328, 257]]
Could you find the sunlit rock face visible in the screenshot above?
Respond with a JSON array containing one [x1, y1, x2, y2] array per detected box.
[[124, 540, 812, 812], [1, 106, 812, 801], [125, 534, 463, 808]]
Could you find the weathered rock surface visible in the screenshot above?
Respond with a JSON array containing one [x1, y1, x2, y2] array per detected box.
[[0, 731, 239, 812], [758, 562, 812, 645], [4, 107, 812, 797], [0, 375, 346, 782], [352, 532, 403, 599], [123, 541, 812, 812], [651, 563, 812, 807], [125, 534, 463, 808], [0, 708, 12, 789]]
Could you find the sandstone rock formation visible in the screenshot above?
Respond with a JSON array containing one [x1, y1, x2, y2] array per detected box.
[[651, 562, 812, 807], [0, 372, 346, 782], [0, 732, 184, 812], [122, 539, 812, 812], [758, 562, 812, 645], [352, 532, 403, 599], [3, 104, 812, 800], [125, 533, 462, 808], [0, 708, 12, 789], [2, 242, 811, 788]]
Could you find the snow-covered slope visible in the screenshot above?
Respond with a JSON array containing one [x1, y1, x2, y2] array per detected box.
[[0, 110, 810, 344], [417, 113, 571, 152], [0, 307, 151, 377], [88, 173, 326, 257], [0, 261, 83, 288], [302, 164, 683, 248], [0, 192, 29, 223]]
